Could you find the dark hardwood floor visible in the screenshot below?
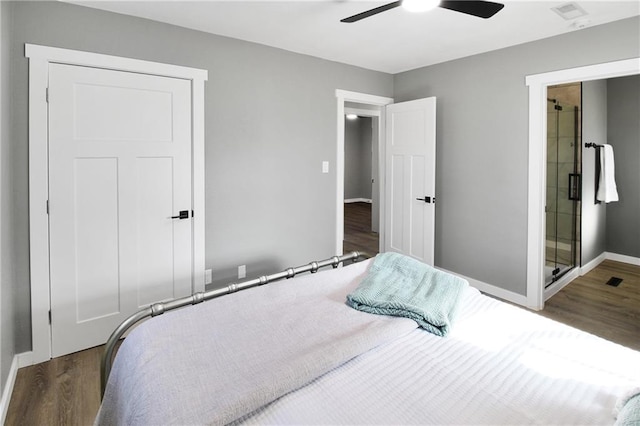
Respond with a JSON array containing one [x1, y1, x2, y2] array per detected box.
[[5, 206, 639, 424], [343, 202, 379, 256], [6, 344, 102, 426]]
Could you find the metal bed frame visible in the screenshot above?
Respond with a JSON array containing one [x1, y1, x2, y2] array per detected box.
[[100, 251, 369, 397]]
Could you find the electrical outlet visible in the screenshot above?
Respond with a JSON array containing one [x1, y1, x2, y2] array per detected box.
[[238, 264, 246, 279], [205, 269, 212, 285]]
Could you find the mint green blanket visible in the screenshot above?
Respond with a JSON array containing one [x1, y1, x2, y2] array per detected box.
[[346, 252, 468, 336], [616, 390, 640, 426]]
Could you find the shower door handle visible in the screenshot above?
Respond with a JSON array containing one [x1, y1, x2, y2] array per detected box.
[[568, 173, 581, 201]]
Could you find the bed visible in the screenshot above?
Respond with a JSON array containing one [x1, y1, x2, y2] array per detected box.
[[96, 252, 640, 425]]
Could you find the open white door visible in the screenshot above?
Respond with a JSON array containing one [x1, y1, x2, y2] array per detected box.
[[48, 63, 194, 356], [384, 97, 436, 264]]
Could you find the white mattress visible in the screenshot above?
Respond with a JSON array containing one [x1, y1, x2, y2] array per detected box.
[[99, 258, 640, 425]]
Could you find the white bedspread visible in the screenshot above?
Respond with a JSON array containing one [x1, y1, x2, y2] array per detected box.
[[96, 260, 417, 425], [98, 258, 640, 425], [236, 281, 640, 425]]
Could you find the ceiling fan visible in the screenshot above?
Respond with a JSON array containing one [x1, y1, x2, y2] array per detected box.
[[341, 0, 505, 23]]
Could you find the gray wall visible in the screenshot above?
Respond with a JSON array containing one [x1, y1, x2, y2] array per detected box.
[[582, 80, 608, 264], [344, 117, 373, 200], [393, 17, 640, 295], [606, 75, 640, 258], [7, 1, 393, 353], [1, 0, 16, 397]]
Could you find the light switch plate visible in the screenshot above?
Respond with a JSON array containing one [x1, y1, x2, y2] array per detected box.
[[322, 161, 329, 173]]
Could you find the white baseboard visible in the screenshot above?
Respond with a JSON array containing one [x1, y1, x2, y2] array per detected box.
[[0, 356, 18, 425], [344, 198, 372, 204], [581, 252, 607, 276], [436, 267, 530, 308], [606, 252, 640, 266], [373, 252, 638, 312], [581, 251, 640, 277], [0, 351, 33, 424], [1, 356, 18, 424]]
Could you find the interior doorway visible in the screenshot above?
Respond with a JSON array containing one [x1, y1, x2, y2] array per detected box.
[[343, 109, 379, 256], [525, 57, 639, 310], [335, 90, 393, 256]]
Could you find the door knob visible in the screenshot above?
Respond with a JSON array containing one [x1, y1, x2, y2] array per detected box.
[[171, 210, 190, 219], [415, 196, 435, 204]]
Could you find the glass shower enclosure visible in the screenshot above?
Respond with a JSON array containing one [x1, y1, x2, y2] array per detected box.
[[545, 98, 581, 286]]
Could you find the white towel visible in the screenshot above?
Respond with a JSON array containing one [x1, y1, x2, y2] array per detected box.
[[596, 144, 619, 203]]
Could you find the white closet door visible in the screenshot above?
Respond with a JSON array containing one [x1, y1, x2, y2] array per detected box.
[[384, 97, 436, 265], [48, 63, 193, 356]]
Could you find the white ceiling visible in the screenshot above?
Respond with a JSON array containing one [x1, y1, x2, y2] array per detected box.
[[65, 0, 640, 74]]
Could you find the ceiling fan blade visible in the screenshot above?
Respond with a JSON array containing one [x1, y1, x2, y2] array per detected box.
[[341, 1, 402, 23], [438, 0, 504, 19]]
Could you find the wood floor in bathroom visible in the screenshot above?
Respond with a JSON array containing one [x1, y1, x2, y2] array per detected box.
[[539, 259, 640, 351]]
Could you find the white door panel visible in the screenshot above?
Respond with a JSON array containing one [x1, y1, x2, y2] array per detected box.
[[384, 98, 436, 265], [73, 83, 174, 142], [389, 154, 405, 252], [136, 157, 177, 306], [73, 158, 120, 322], [48, 63, 193, 356]]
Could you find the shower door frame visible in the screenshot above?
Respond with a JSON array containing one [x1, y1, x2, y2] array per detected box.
[[545, 98, 580, 287]]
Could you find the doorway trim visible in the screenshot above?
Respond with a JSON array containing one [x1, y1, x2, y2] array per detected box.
[[335, 90, 393, 256], [26, 44, 208, 364], [525, 57, 640, 310]]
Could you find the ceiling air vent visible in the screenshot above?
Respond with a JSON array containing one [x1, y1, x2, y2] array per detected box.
[[551, 2, 588, 20]]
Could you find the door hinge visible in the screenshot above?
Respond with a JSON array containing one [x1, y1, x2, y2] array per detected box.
[[46, 87, 49, 103], [46, 200, 49, 215], [48, 310, 52, 324]]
